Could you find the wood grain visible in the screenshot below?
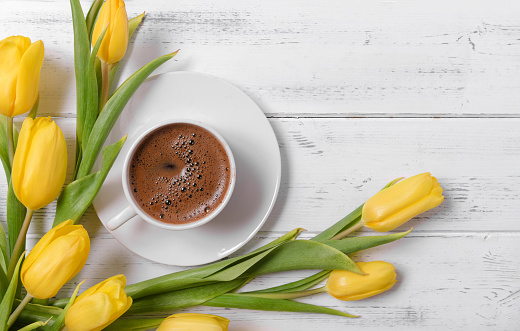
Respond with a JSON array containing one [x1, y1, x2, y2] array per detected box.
[[1, 0, 519, 329], [1, 0, 520, 117]]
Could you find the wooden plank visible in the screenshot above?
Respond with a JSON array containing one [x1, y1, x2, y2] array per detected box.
[[2, 1, 519, 329], [34, 232, 519, 330], [267, 117, 520, 233], [2, 117, 518, 235], [1, 0, 520, 117]]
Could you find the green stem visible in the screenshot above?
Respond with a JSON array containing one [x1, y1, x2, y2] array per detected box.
[[7, 209, 34, 280], [8, 293, 33, 328], [330, 218, 364, 240], [100, 60, 110, 112], [7, 116, 14, 166], [240, 286, 326, 300]]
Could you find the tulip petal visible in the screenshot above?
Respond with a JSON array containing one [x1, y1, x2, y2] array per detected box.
[[66, 293, 114, 331], [337, 279, 397, 301], [65, 275, 132, 331], [76, 274, 126, 302], [21, 220, 75, 274], [12, 40, 44, 116], [362, 172, 444, 232], [11, 117, 34, 201], [107, 2, 128, 64], [326, 261, 397, 301], [0, 36, 31, 116], [22, 235, 88, 299], [92, 0, 112, 63], [158, 313, 230, 331], [364, 173, 434, 224], [21, 221, 89, 299], [12, 117, 67, 210], [368, 190, 444, 232]]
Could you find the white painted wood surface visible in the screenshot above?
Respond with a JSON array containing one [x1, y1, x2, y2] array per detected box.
[[2, 0, 520, 330]]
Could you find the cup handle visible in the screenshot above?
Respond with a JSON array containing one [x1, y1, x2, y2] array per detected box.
[[106, 206, 137, 231]]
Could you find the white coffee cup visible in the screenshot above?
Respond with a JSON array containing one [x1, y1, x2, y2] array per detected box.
[[106, 119, 236, 231]]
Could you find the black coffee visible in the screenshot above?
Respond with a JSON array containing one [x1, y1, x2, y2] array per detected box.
[[129, 123, 231, 224]]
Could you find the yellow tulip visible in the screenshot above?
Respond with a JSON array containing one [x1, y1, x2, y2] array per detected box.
[[362, 172, 444, 232], [0, 36, 44, 117], [21, 220, 90, 299], [12, 117, 67, 211], [65, 274, 132, 331], [325, 261, 397, 301], [92, 0, 129, 65], [157, 313, 230, 331]]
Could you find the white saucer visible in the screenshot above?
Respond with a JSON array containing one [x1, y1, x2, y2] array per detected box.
[[92, 71, 281, 266]]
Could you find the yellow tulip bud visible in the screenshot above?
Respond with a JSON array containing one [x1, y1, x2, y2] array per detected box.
[[64, 274, 132, 331], [12, 117, 67, 210], [362, 172, 444, 232], [326, 261, 397, 301], [157, 313, 230, 331], [0, 35, 44, 117], [92, 0, 129, 65], [21, 220, 90, 299]]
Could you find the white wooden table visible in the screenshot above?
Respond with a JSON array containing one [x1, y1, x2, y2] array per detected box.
[[2, 0, 520, 330]]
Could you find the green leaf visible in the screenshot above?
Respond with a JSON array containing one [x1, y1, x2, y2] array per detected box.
[[72, 140, 82, 181], [76, 50, 178, 179], [108, 12, 146, 92], [245, 270, 331, 294], [95, 58, 102, 115], [127, 237, 359, 304], [7, 181, 27, 256], [311, 205, 363, 242], [203, 245, 282, 282], [80, 23, 107, 155], [322, 229, 412, 255], [204, 294, 358, 318], [0, 254, 24, 329], [85, 0, 103, 41], [0, 224, 9, 302], [242, 240, 362, 279], [14, 309, 56, 330], [48, 280, 84, 331], [0, 116, 11, 181], [208, 239, 360, 282], [17, 301, 62, 316], [53, 136, 127, 226], [104, 318, 164, 331], [124, 228, 303, 299], [10, 301, 62, 329], [248, 228, 305, 255], [27, 94, 39, 120], [69, 0, 91, 156], [0, 223, 8, 274], [127, 279, 246, 314]]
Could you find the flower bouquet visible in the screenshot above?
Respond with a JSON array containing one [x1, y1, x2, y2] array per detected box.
[[0, 0, 444, 330]]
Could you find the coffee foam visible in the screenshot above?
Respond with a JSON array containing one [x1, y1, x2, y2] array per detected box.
[[129, 123, 231, 224]]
